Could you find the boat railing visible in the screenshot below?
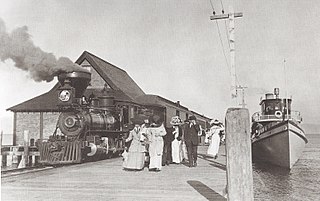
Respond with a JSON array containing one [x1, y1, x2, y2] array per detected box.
[[252, 110, 302, 123]]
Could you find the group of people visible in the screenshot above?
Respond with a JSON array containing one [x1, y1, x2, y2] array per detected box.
[[122, 114, 225, 172]]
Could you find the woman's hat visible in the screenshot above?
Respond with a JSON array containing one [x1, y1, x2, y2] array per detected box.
[[210, 119, 220, 125], [188, 115, 197, 121], [170, 116, 183, 125]]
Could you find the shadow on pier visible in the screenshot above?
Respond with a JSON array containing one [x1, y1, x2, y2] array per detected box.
[[187, 180, 226, 201]]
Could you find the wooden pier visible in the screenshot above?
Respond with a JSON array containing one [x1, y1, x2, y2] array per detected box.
[[1, 145, 227, 201]]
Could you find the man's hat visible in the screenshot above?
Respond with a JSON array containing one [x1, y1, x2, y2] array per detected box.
[[170, 116, 183, 125], [188, 115, 197, 121], [152, 114, 163, 125]]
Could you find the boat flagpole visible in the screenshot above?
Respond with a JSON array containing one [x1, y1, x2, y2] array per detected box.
[[284, 59, 289, 120]]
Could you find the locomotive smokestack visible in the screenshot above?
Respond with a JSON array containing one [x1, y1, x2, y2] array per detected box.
[[0, 18, 87, 82], [58, 71, 91, 98]]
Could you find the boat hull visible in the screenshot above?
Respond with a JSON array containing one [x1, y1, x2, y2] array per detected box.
[[252, 120, 307, 169]]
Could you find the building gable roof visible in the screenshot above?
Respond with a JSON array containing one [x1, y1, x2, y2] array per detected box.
[[7, 51, 145, 112], [76, 51, 145, 99]]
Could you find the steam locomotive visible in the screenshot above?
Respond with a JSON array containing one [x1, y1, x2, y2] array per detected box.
[[37, 70, 210, 165], [38, 71, 131, 165]]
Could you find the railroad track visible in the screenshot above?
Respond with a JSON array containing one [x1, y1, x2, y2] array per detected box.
[[1, 166, 54, 178]]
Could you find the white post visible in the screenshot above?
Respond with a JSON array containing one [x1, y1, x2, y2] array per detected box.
[[18, 130, 29, 168], [0, 131, 2, 167], [210, 6, 242, 107]]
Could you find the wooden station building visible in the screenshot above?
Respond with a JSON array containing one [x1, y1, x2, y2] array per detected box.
[[7, 51, 211, 145]]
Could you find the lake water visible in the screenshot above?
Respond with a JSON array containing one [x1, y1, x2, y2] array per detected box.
[[253, 134, 320, 201]]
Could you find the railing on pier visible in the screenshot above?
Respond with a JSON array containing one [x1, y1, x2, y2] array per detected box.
[[252, 110, 302, 123], [1, 130, 40, 169], [1, 146, 39, 169]]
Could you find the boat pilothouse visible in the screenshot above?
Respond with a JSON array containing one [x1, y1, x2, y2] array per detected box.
[[252, 88, 302, 135], [251, 88, 307, 169]]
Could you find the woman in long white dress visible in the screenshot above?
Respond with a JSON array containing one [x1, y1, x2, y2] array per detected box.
[[147, 115, 167, 171], [206, 119, 224, 159], [123, 118, 146, 170], [170, 116, 183, 164], [181, 120, 189, 162], [171, 125, 183, 163]]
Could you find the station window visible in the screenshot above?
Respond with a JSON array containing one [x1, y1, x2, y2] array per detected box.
[[176, 110, 180, 117]]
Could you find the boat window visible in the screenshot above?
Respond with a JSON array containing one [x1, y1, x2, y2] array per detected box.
[[264, 100, 282, 115], [283, 99, 292, 114]]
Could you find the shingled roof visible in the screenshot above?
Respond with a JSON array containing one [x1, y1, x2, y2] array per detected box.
[[7, 51, 145, 112], [7, 85, 61, 112], [76, 51, 145, 99], [135, 94, 188, 110]]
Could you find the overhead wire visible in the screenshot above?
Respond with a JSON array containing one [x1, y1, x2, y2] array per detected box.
[[209, 0, 230, 73], [218, 0, 239, 85], [209, 0, 239, 86], [219, 0, 231, 49]]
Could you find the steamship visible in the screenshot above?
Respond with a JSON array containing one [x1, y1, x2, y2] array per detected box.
[[251, 88, 308, 169]]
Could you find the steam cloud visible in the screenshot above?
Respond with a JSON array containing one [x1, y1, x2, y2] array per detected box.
[[0, 18, 86, 82]]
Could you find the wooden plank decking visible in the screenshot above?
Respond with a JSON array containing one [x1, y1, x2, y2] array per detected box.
[[1, 146, 227, 201]]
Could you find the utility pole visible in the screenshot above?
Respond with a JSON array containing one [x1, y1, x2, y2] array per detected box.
[[211, 7, 253, 201], [210, 6, 243, 106]]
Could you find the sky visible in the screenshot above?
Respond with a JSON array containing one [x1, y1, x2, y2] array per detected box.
[[0, 0, 320, 134]]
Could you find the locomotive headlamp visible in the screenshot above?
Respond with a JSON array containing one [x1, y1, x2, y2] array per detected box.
[[59, 90, 71, 102]]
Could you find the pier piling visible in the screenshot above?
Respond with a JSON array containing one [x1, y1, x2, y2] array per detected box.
[[225, 108, 253, 201]]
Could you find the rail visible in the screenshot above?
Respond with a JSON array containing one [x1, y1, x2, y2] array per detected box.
[[252, 110, 302, 123]]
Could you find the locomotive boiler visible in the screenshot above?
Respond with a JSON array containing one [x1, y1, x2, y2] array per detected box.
[[38, 71, 127, 165]]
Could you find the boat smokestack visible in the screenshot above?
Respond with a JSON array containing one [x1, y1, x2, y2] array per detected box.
[[265, 93, 274, 100], [274, 88, 279, 99]]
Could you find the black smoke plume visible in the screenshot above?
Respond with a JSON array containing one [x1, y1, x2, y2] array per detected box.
[[0, 18, 86, 82]]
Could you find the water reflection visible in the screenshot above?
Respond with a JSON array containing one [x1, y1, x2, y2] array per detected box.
[[253, 161, 293, 200], [252, 135, 320, 201]]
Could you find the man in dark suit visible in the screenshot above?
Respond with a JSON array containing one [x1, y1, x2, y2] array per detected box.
[[162, 126, 174, 166], [184, 115, 201, 167]]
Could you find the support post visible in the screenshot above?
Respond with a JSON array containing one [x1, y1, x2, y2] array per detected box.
[[23, 130, 29, 167], [225, 108, 253, 201], [13, 112, 17, 145], [40, 112, 44, 140], [0, 131, 2, 167], [0, 130, 2, 148]]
